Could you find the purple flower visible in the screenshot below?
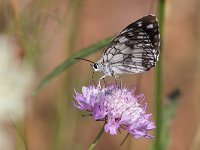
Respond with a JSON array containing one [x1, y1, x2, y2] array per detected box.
[[73, 83, 155, 138]]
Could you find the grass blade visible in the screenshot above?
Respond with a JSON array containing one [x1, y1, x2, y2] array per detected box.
[[34, 36, 113, 95]]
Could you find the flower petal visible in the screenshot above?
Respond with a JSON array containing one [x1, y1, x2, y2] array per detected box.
[[74, 93, 92, 110], [104, 117, 120, 135], [93, 102, 106, 120]]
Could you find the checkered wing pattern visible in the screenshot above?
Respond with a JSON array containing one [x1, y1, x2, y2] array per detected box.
[[101, 15, 160, 73]]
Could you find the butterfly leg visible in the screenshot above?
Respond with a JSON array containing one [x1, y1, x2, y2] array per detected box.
[[90, 80, 97, 87], [98, 75, 107, 87], [91, 70, 97, 86], [114, 76, 118, 84], [114, 76, 122, 88], [103, 78, 107, 87]]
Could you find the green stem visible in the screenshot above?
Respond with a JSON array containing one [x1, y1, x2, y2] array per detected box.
[[88, 125, 105, 150], [154, 0, 165, 150], [120, 133, 129, 146], [34, 35, 113, 95]]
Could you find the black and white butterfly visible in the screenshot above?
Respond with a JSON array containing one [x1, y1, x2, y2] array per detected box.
[[77, 14, 160, 80]]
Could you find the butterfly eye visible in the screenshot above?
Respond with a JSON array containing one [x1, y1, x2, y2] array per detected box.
[[93, 63, 98, 70]]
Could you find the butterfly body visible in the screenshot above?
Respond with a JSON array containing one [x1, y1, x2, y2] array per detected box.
[[90, 14, 160, 79]]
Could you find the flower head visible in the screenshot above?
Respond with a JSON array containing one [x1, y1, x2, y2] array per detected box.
[[73, 83, 155, 138]]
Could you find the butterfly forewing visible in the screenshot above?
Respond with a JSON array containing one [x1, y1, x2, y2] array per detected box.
[[120, 15, 160, 50], [101, 15, 160, 74]]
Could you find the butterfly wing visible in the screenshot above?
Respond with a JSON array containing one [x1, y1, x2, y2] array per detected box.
[[101, 15, 160, 74]]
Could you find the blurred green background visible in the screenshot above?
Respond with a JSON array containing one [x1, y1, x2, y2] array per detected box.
[[0, 0, 199, 150]]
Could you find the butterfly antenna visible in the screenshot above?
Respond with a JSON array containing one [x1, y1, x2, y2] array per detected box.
[[75, 57, 95, 64]]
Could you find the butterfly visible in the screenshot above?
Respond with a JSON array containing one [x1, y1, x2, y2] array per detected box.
[[76, 14, 160, 80]]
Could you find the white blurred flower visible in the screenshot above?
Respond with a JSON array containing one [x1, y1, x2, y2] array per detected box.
[[0, 36, 34, 150]]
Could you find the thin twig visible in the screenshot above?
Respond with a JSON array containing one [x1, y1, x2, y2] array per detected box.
[[120, 133, 130, 146]]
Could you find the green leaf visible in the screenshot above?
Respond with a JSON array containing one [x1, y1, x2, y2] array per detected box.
[[34, 36, 113, 95]]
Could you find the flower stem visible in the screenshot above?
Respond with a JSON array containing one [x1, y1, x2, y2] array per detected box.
[[154, 0, 165, 149], [88, 124, 105, 150], [120, 133, 129, 146]]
